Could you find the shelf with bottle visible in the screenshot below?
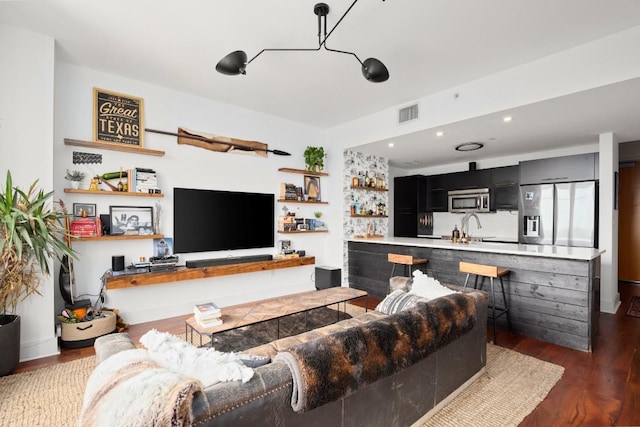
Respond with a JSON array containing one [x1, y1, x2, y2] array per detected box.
[[350, 171, 387, 190], [351, 185, 388, 192], [349, 200, 388, 217]]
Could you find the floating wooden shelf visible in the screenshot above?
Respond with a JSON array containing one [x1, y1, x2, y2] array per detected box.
[[353, 234, 385, 239], [351, 214, 388, 218], [106, 256, 316, 289], [351, 185, 388, 192], [277, 229, 328, 234], [72, 234, 164, 242], [276, 199, 328, 204], [278, 167, 328, 177], [64, 188, 164, 197], [64, 138, 165, 156]]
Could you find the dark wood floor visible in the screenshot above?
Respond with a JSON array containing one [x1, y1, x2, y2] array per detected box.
[[15, 284, 640, 426]]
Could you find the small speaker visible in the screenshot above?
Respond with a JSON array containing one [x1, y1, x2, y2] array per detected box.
[[469, 161, 477, 171], [112, 255, 125, 272], [315, 266, 341, 290], [100, 214, 111, 235]]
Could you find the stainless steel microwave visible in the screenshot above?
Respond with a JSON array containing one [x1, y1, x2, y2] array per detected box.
[[448, 188, 490, 213]]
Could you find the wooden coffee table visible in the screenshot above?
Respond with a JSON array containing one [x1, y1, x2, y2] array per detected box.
[[185, 287, 367, 347]]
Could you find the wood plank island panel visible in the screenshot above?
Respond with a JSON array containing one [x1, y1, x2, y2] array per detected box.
[[106, 256, 315, 289], [347, 240, 600, 352]]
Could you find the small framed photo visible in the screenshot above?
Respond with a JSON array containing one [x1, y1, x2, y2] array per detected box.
[[304, 175, 321, 201], [109, 206, 154, 236], [73, 203, 96, 218], [153, 237, 174, 258]]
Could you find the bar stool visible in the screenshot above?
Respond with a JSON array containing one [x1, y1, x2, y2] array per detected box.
[[388, 253, 428, 278], [459, 261, 511, 344]]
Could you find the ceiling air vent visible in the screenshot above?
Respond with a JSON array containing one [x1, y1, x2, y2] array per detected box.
[[398, 104, 419, 124]]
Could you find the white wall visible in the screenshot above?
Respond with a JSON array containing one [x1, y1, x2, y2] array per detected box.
[[0, 24, 58, 360], [599, 133, 620, 313], [54, 63, 328, 325]]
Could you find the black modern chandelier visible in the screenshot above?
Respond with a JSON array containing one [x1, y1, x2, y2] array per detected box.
[[216, 1, 389, 83]]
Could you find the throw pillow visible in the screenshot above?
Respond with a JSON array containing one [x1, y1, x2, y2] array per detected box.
[[408, 270, 457, 300], [140, 329, 254, 387], [375, 290, 423, 315]]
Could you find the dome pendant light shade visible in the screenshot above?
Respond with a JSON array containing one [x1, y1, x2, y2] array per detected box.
[[216, 50, 248, 75], [362, 58, 389, 83]]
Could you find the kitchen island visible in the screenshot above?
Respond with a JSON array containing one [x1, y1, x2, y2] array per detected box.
[[347, 237, 602, 351]]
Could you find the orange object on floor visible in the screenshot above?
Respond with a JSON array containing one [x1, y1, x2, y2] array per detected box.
[[71, 307, 87, 319]]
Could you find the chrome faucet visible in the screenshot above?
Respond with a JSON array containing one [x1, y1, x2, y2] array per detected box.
[[461, 212, 482, 237]]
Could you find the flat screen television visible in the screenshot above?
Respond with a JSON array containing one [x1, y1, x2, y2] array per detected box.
[[173, 187, 274, 253]]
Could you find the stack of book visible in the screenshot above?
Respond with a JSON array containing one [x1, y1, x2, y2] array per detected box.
[[134, 167, 159, 194], [193, 302, 223, 328], [150, 255, 179, 272], [70, 217, 101, 237], [280, 183, 301, 200]]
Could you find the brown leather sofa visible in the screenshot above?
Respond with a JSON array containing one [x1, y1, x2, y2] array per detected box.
[[93, 283, 488, 426]]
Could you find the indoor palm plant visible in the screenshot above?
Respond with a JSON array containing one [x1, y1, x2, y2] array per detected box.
[[0, 171, 74, 376]]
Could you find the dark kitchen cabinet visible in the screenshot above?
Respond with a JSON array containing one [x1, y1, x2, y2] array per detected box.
[[425, 175, 448, 212], [393, 175, 427, 237], [490, 165, 519, 211], [445, 169, 491, 191], [520, 153, 598, 185]]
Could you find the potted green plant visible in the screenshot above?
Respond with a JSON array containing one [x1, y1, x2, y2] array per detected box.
[[0, 171, 74, 376], [64, 169, 86, 189], [303, 146, 325, 172]]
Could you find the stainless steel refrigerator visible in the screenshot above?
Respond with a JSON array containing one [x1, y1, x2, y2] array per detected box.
[[519, 181, 598, 247]]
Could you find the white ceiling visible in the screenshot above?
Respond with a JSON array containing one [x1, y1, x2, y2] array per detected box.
[[2, 0, 640, 168]]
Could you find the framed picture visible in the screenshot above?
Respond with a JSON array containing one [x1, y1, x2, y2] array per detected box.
[[109, 206, 154, 236], [304, 175, 321, 201], [73, 203, 96, 218], [93, 87, 144, 147], [153, 237, 174, 258]]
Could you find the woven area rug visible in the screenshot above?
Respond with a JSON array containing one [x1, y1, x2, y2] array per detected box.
[[626, 295, 640, 317], [0, 336, 563, 426], [419, 344, 564, 427], [0, 356, 96, 426]]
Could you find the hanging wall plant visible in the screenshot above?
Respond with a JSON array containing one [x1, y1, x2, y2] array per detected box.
[[304, 146, 325, 172]]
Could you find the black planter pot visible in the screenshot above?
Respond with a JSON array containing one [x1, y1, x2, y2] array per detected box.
[[0, 314, 20, 376]]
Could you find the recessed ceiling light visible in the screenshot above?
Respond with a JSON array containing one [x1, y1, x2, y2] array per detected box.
[[503, 116, 512, 122], [388, 142, 394, 147], [436, 131, 444, 137], [455, 142, 484, 152]]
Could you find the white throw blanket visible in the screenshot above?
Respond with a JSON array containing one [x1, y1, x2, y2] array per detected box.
[[78, 349, 202, 427], [140, 329, 254, 387]]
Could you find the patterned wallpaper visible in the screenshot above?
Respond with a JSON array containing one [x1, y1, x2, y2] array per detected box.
[[342, 150, 389, 285]]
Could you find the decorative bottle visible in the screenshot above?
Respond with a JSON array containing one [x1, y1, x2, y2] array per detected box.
[[452, 225, 460, 242]]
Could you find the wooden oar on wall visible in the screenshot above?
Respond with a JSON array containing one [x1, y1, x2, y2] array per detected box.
[[145, 128, 291, 156]]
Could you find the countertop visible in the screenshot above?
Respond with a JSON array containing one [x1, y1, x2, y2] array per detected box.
[[348, 236, 604, 261]]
